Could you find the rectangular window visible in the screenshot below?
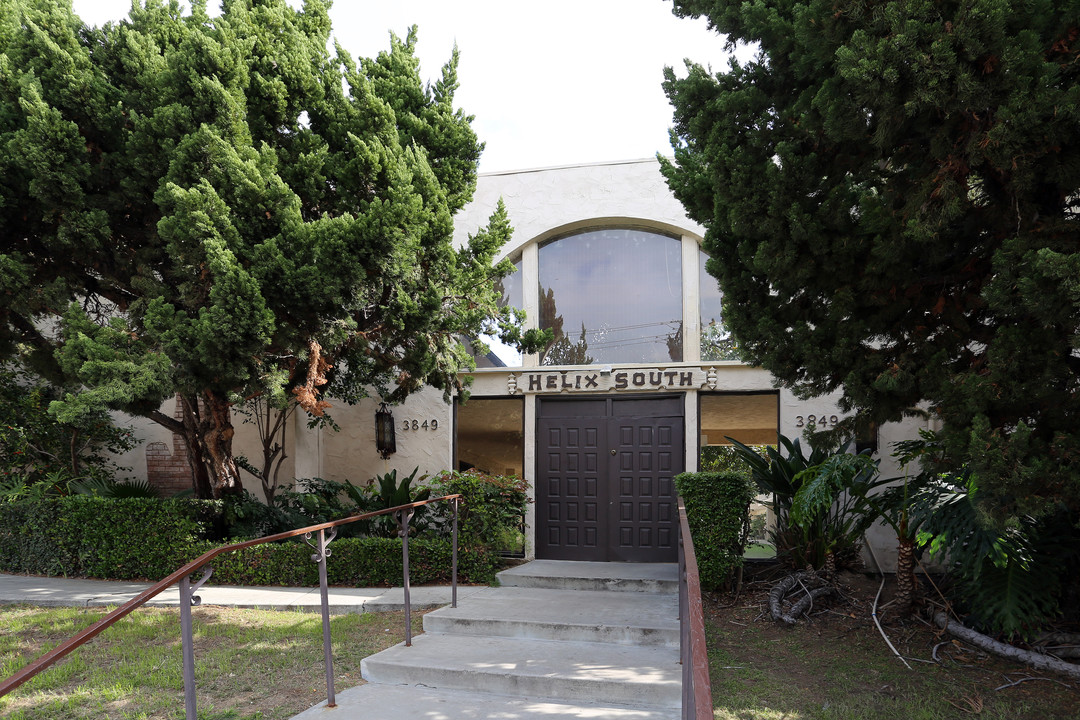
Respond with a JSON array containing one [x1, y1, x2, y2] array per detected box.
[[455, 397, 525, 476]]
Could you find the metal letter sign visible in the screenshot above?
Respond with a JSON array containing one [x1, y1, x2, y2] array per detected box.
[[508, 368, 709, 394]]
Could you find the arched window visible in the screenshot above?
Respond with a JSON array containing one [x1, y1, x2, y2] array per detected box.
[[537, 228, 683, 365], [699, 248, 739, 361]]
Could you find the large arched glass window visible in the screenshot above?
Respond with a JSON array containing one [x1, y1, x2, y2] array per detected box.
[[538, 228, 682, 365], [699, 249, 739, 361]]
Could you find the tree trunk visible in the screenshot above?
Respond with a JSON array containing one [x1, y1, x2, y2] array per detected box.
[[201, 391, 244, 500], [894, 536, 918, 616], [178, 394, 215, 499]]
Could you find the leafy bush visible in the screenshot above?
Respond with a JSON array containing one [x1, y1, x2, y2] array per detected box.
[[220, 470, 434, 540], [909, 472, 1080, 639], [674, 471, 756, 591], [0, 497, 207, 579], [0, 496, 498, 585], [699, 444, 766, 475], [360, 468, 432, 537], [0, 367, 135, 485], [199, 536, 497, 586], [428, 470, 530, 550], [730, 434, 874, 571]]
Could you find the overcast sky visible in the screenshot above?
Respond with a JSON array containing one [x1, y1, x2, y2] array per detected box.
[[70, 0, 747, 172]]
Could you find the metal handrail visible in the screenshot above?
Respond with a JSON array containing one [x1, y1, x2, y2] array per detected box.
[[677, 496, 712, 719], [0, 493, 462, 719]]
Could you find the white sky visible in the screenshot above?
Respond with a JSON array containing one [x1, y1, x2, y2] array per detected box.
[[70, 0, 747, 172]]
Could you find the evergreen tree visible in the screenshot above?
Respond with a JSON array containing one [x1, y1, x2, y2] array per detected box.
[[0, 0, 538, 498], [663, 0, 1080, 518]]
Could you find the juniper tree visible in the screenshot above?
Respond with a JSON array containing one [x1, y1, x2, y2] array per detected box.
[[663, 0, 1080, 518], [0, 0, 538, 498]]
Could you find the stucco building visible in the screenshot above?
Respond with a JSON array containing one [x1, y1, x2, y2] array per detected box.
[[121, 157, 925, 567]]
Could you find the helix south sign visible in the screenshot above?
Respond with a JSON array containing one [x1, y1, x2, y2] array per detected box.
[[506, 368, 716, 394]]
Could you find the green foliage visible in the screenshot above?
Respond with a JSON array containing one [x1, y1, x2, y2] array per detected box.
[[730, 434, 875, 570], [664, 0, 1080, 520], [675, 471, 756, 590], [0, 497, 206, 579], [907, 471, 1080, 639], [699, 319, 743, 362], [0, 1, 545, 499], [200, 536, 497, 587], [362, 467, 432, 537], [428, 469, 530, 549], [0, 367, 134, 486], [699, 444, 763, 475], [269, 477, 369, 536], [0, 495, 497, 585], [68, 476, 161, 499]]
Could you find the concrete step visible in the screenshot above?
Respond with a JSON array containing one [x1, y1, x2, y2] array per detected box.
[[291, 683, 681, 719], [497, 560, 679, 594], [360, 633, 682, 709], [423, 585, 680, 647]]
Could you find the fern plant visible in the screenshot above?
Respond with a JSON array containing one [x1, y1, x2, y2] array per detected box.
[[911, 473, 1077, 639], [729, 434, 872, 571]]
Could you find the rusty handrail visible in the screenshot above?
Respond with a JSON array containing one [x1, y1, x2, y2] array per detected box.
[[677, 496, 712, 719], [0, 493, 462, 703]]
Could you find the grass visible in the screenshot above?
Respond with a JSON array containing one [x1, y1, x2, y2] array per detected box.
[[6, 585, 1077, 720], [703, 579, 1080, 720], [0, 605, 412, 720]]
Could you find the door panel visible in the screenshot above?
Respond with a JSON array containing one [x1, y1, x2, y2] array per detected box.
[[537, 397, 683, 562], [608, 413, 682, 562], [538, 417, 606, 561]]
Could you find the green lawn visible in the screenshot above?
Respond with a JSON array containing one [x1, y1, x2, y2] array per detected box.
[[0, 605, 410, 720]]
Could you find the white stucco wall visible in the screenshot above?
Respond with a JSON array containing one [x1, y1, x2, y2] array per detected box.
[[453, 158, 706, 256], [289, 388, 454, 486]]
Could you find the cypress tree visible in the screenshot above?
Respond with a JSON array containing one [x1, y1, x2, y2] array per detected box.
[[0, 0, 538, 498], [663, 0, 1080, 518]]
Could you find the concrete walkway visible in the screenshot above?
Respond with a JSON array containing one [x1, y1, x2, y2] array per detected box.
[[293, 560, 683, 720], [0, 573, 484, 612]]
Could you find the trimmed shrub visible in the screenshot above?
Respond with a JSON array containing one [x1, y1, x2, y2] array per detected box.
[[674, 471, 755, 591], [198, 537, 497, 587], [0, 497, 207, 579], [0, 497, 498, 585]]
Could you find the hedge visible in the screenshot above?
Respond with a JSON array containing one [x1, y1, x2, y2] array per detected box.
[[674, 471, 755, 591], [0, 497, 498, 585]]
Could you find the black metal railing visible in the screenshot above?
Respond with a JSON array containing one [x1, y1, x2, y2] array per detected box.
[[0, 494, 462, 719], [677, 495, 712, 719]]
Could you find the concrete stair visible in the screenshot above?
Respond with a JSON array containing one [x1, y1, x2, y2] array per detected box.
[[291, 560, 682, 719]]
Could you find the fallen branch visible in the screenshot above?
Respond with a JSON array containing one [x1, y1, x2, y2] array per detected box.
[[930, 611, 1080, 681]]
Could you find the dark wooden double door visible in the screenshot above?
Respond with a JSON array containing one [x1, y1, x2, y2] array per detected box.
[[536, 396, 684, 562]]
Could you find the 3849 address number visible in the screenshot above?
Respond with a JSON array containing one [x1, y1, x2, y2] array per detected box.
[[401, 419, 439, 431], [795, 414, 839, 428]]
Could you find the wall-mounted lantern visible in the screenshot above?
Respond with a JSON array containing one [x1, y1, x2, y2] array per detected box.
[[375, 402, 396, 459]]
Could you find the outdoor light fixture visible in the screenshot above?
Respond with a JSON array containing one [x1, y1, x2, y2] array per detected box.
[[375, 402, 396, 459]]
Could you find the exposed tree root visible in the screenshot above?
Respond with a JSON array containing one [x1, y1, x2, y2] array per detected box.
[[930, 611, 1080, 680], [769, 571, 836, 625]]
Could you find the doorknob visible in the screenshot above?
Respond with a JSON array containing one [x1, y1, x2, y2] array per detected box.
[[610, 449, 616, 455]]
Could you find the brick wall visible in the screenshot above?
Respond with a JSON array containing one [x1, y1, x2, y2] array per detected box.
[[146, 397, 194, 495]]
